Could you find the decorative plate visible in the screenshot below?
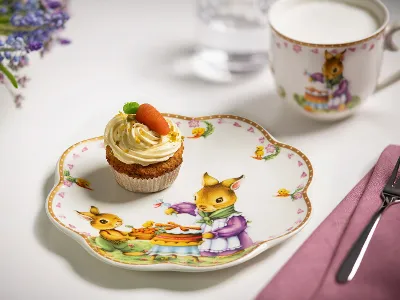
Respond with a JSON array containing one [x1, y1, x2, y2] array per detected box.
[[45, 114, 313, 272]]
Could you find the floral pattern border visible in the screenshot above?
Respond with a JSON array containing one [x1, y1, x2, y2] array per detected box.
[[270, 24, 385, 49]]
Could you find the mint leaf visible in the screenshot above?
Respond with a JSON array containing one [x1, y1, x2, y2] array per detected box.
[[123, 102, 139, 114]]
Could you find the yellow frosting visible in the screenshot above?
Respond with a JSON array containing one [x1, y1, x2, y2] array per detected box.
[[104, 113, 183, 166]]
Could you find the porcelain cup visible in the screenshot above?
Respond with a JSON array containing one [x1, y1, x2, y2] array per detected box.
[[267, 0, 400, 121]]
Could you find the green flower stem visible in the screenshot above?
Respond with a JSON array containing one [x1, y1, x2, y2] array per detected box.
[[0, 48, 19, 52], [0, 30, 15, 36], [0, 15, 11, 23], [0, 23, 37, 32], [0, 63, 18, 88]]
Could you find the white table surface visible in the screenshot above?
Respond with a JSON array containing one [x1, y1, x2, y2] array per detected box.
[[1, 0, 400, 299]]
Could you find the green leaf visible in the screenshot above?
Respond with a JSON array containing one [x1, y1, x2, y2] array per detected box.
[[202, 121, 215, 138], [347, 96, 361, 109], [0, 63, 18, 88], [156, 228, 166, 234], [123, 102, 140, 114], [262, 145, 281, 161], [277, 85, 286, 98], [274, 145, 281, 154], [293, 94, 307, 105], [63, 170, 70, 176], [66, 176, 76, 183]]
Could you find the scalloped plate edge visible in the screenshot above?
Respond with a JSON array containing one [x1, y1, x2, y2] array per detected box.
[[45, 114, 314, 272]]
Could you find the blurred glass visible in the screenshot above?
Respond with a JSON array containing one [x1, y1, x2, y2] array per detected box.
[[194, 0, 272, 78]]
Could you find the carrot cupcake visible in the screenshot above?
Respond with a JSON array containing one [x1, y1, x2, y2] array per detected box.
[[104, 102, 184, 193]]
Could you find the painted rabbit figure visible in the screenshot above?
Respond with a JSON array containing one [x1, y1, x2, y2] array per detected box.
[[165, 173, 253, 256], [308, 50, 351, 110], [76, 206, 140, 256]]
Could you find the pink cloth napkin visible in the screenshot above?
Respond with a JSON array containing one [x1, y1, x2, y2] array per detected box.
[[256, 145, 400, 300]]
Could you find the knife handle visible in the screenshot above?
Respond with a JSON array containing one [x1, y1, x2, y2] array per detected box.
[[336, 205, 385, 283]]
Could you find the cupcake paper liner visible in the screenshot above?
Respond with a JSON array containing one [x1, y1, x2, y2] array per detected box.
[[110, 165, 181, 193]]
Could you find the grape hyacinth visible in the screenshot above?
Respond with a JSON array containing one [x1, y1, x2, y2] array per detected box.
[[0, 0, 70, 107]]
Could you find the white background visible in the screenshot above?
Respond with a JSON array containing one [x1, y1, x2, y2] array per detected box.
[[1, 1, 399, 299]]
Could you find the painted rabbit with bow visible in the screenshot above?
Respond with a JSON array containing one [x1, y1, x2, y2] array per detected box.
[[165, 173, 253, 256]]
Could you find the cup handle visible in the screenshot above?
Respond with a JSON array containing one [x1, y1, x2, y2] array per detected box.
[[375, 21, 400, 93]]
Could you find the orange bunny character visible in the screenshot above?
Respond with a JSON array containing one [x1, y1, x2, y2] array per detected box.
[[322, 50, 345, 82], [76, 206, 143, 256], [165, 173, 254, 256], [307, 49, 351, 109]]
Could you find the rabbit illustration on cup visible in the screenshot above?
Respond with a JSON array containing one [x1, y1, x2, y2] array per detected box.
[[76, 206, 143, 256], [165, 172, 254, 256], [307, 50, 352, 110]]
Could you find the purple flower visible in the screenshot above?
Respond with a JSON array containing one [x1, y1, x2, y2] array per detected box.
[[0, 0, 71, 107], [14, 94, 24, 108], [41, 0, 64, 10], [13, 2, 24, 11], [57, 38, 71, 45], [25, 0, 40, 11], [17, 76, 30, 87], [48, 1, 62, 9], [19, 56, 29, 66], [50, 11, 69, 28], [189, 119, 200, 128], [15, 37, 25, 50], [6, 36, 15, 46], [28, 41, 43, 51], [292, 192, 303, 200], [265, 144, 276, 153], [10, 15, 23, 26], [297, 184, 304, 189], [7, 7, 70, 53]]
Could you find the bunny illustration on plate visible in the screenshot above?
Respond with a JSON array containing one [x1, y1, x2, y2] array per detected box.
[[76, 206, 143, 256], [165, 172, 254, 257]]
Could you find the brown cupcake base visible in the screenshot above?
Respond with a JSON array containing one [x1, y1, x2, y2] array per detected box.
[[106, 144, 184, 179], [110, 165, 181, 193]]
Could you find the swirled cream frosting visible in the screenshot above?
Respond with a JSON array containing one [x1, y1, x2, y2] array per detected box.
[[104, 112, 183, 166]]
